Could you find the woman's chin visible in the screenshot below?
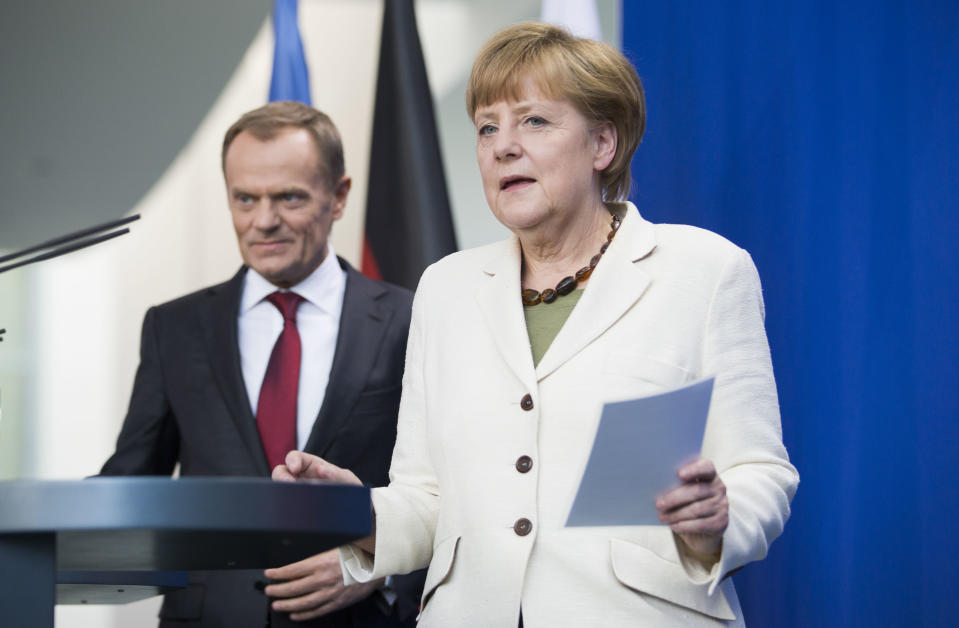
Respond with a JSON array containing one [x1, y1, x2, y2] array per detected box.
[[490, 204, 554, 234]]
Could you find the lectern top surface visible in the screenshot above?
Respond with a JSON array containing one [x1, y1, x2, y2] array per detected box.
[[0, 477, 369, 534], [0, 477, 372, 571]]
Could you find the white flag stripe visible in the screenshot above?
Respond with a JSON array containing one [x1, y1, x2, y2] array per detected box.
[[541, 0, 603, 41]]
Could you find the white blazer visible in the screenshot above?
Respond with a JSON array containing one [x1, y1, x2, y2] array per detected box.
[[342, 202, 798, 627]]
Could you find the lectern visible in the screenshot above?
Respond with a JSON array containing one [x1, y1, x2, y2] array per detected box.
[[0, 477, 370, 627]]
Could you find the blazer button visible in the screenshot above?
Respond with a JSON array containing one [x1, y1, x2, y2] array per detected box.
[[520, 394, 534, 411], [515, 455, 533, 473], [514, 518, 532, 536]]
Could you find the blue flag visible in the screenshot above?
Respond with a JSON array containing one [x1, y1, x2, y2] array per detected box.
[[268, 0, 311, 104]]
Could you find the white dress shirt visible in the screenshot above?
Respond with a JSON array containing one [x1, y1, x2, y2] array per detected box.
[[238, 246, 346, 450]]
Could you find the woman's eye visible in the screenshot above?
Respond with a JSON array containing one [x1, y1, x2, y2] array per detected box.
[[526, 116, 546, 127], [478, 124, 497, 137]]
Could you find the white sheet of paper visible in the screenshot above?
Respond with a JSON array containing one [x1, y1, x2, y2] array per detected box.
[[565, 377, 715, 527]]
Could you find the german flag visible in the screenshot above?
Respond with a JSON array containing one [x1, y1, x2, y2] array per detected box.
[[361, 0, 457, 290]]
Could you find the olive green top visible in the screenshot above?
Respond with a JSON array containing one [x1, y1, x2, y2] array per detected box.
[[523, 289, 585, 366]]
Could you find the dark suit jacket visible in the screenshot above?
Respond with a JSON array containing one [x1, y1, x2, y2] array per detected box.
[[101, 259, 422, 628]]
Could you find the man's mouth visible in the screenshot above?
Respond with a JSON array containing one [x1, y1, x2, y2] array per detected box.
[[500, 176, 536, 191], [252, 240, 290, 250]]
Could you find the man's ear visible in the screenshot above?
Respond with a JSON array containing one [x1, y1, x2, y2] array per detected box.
[[592, 121, 618, 172], [331, 175, 351, 221]]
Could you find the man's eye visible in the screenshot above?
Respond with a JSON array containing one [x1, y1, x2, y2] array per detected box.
[[282, 193, 299, 202], [237, 194, 253, 204]]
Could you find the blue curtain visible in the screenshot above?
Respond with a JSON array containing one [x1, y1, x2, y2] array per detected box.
[[622, 2, 959, 625]]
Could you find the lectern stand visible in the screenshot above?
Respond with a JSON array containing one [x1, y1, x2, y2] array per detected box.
[[0, 477, 370, 627]]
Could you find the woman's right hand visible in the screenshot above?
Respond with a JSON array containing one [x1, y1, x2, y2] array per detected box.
[[272, 450, 363, 486], [274, 451, 377, 555]]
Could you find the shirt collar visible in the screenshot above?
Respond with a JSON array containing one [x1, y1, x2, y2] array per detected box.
[[240, 245, 346, 317]]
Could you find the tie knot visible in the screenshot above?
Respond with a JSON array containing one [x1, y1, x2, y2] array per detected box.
[[266, 291, 304, 321]]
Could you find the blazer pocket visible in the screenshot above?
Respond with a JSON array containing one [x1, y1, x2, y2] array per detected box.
[[609, 538, 735, 621], [604, 353, 690, 389], [420, 535, 460, 612], [351, 385, 402, 416]]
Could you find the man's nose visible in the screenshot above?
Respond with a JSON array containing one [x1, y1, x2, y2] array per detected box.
[[251, 203, 281, 230]]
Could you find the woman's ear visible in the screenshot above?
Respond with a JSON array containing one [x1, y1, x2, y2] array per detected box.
[[592, 121, 618, 172]]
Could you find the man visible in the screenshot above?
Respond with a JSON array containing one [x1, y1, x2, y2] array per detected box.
[[101, 101, 420, 627]]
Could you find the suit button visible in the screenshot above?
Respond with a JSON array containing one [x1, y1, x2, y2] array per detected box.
[[514, 518, 532, 536], [520, 394, 534, 411], [515, 455, 533, 473]]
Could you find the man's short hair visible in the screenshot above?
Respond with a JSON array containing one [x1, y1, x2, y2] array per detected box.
[[222, 101, 345, 188]]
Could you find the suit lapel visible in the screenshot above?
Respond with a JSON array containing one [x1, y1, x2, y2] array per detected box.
[[535, 204, 657, 382], [202, 267, 271, 475], [476, 237, 539, 394], [304, 260, 390, 457]]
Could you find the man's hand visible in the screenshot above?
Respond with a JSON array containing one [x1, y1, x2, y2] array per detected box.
[[272, 451, 363, 486], [656, 458, 728, 557], [264, 549, 382, 621]]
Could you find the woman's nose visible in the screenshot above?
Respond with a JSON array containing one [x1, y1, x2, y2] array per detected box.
[[494, 128, 522, 161]]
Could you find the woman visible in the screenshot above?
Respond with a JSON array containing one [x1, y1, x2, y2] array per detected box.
[[276, 22, 798, 627]]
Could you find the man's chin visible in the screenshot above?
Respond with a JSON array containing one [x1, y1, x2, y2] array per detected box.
[[245, 253, 324, 289], [248, 264, 296, 289]]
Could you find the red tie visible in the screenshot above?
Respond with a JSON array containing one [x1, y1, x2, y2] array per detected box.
[[256, 291, 304, 470]]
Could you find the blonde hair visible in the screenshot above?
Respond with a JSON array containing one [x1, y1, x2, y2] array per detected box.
[[222, 101, 344, 188], [466, 22, 645, 201]]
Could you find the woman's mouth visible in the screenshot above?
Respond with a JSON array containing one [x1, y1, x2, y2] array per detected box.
[[500, 176, 536, 191]]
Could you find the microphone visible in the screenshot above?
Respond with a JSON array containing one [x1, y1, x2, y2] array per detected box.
[[0, 216, 140, 344], [0, 214, 140, 275]]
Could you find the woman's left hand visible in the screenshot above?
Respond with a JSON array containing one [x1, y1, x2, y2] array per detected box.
[[656, 458, 728, 557]]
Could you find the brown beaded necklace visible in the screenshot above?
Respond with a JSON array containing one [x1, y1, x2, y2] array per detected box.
[[521, 212, 622, 306]]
